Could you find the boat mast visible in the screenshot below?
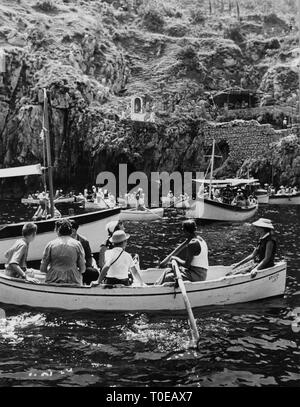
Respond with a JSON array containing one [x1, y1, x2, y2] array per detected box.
[[43, 88, 55, 218], [298, 0, 300, 124], [209, 139, 216, 199]]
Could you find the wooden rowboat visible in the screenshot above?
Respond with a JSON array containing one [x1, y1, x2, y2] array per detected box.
[[0, 262, 287, 311], [268, 192, 300, 205], [0, 208, 120, 265], [119, 208, 164, 221]]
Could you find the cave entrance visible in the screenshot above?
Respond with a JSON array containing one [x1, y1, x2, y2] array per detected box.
[[212, 87, 262, 110]]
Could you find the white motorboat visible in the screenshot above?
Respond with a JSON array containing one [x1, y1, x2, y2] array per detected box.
[[186, 198, 258, 222]]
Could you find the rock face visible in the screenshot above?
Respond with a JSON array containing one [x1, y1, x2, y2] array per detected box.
[[0, 0, 299, 196]]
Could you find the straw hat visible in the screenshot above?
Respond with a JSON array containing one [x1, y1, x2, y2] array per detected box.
[[252, 218, 274, 230], [106, 220, 119, 234], [109, 230, 130, 244]]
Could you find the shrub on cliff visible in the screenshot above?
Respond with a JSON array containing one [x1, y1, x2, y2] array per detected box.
[[190, 9, 206, 25], [33, 0, 57, 12], [224, 25, 245, 44], [167, 24, 188, 38], [140, 5, 165, 32]]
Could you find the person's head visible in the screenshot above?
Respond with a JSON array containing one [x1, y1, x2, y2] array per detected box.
[[22, 222, 37, 243], [109, 230, 130, 249], [252, 218, 274, 236], [106, 220, 124, 237], [182, 220, 197, 237], [56, 219, 73, 236], [69, 219, 79, 238]]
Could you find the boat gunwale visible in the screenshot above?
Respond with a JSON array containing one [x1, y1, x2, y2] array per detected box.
[[200, 198, 258, 212]]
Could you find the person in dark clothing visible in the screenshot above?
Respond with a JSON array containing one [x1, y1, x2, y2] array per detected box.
[[70, 220, 99, 285], [222, 185, 234, 204], [227, 218, 276, 277]]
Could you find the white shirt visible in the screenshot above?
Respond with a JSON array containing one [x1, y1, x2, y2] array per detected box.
[[105, 248, 134, 280]]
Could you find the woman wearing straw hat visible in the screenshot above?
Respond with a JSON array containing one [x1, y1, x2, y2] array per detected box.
[[95, 230, 146, 287], [98, 220, 124, 270], [227, 218, 277, 277]]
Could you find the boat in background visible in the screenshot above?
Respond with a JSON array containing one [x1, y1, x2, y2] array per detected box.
[[0, 261, 286, 311], [0, 207, 120, 264], [120, 208, 164, 221], [186, 196, 258, 222], [255, 188, 269, 204], [21, 196, 76, 205], [186, 140, 258, 222], [162, 196, 191, 209], [268, 192, 300, 205]]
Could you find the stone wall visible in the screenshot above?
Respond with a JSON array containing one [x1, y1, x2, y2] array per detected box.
[[201, 119, 290, 164]]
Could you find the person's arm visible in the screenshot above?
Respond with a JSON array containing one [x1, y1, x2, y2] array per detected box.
[[232, 247, 258, 269], [83, 239, 93, 268], [97, 262, 110, 283], [77, 243, 86, 274], [172, 239, 201, 268], [253, 241, 274, 271], [130, 265, 146, 286], [9, 263, 27, 279], [40, 244, 51, 274], [98, 245, 107, 269]]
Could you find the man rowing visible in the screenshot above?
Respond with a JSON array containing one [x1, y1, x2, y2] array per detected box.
[[155, 220, 209, 285]]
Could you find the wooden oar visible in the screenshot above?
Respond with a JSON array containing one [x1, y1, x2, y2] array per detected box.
[[171, 259, 199, 347], [159, 239, 188, 268]]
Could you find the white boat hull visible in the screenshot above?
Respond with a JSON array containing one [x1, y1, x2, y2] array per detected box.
[[0, 209, 120, 264], [0, 262, 287, 311], [257, 194, 269, 204], [268, 193, 300, 205], [84, 200, 115, 210], [186, 199, 258, 222], [120, 208, 164, 221]]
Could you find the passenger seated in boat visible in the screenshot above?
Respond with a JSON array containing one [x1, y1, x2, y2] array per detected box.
[[222, 184, 234, 204], [226, 218, 276, 277], [277, 186, 286, 195], [135, 188, 145, 210], [70, 220, 99, 285], [232, 189, 247, 207], [155, 220, 208, 285], [95, 230, 145, 287], [98, 220, 125, 269], [40, 219, 86, 286], [4, 222, 39, 283]]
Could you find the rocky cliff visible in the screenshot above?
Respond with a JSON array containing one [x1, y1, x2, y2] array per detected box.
[[0, 0, 299, 197]]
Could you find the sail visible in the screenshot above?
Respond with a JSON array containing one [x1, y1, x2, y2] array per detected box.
[[0, 164, 42, 178]]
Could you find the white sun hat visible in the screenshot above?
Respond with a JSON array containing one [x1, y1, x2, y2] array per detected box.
[[252, 218, 274, 230], [106, 220, 119, 234]]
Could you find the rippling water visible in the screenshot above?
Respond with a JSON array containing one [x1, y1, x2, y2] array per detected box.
[[0, 202, 300, 387]]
